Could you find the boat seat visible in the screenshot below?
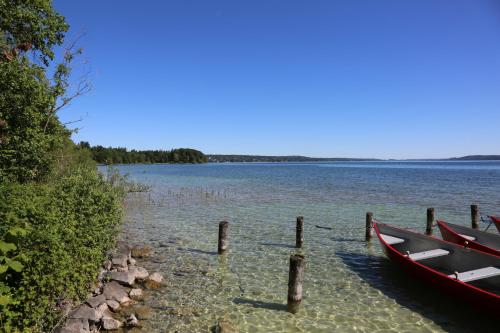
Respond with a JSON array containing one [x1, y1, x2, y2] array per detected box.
[[458, 234, 476, 241], [380, 234, 405, 245], [408, 249, 449, 261], [449, 267, 500, 283]]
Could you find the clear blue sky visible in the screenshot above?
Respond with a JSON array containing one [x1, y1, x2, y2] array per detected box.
[[55, 0, 500, 159]]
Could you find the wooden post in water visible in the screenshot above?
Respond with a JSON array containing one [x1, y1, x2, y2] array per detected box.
[[426, 208, 435, 235], [218, 221, 229, 254], [365, 212, 373, 241], [296, 216, 304, 248], [471, 204, 479, 229], [287, 254, 305, 314]]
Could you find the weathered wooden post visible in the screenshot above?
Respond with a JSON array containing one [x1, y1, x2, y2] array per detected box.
[[426, 208, 435, 235], [365, 212, 373, 241], [287, 254, 304, 314], [218, 221, 229, 254], [471, 204, 479, 229], [296, 216, 304, 248]]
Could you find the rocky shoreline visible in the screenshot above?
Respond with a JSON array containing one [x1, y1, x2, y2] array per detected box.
[[55, 242, 163, 333]]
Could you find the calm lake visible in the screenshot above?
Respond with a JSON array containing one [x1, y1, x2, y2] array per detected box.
[[108, 161, 500, 332]]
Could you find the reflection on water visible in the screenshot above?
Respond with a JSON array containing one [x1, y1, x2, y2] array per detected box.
[[112, 162, 500, 332]]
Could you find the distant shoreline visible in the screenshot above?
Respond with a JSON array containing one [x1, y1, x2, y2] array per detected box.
[[207, 154, 500, 163], [98, 158, 500, 166]]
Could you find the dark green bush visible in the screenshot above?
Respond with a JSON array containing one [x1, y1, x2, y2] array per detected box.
[[0, 59, 69, 183], [0, 166, 124, 331]]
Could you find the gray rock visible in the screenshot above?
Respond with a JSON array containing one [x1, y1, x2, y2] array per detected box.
[[128, 257, 137, 266], [106, 299, 120, 312], [129, 288, 143, 300], [102, 318, 123, 330], [92, 286, 101, 296], [68, 305, 98, 322], [86, 294, 105, 308], [107, 271, 135, 286], [148, 272, 163, 283], [116, 266, 129, 272], [112, 255, 128, 268], [96, 303, 114, 320], [144, 272, 164, 289], [126, 314, 140, 327], [55, 318, 90, 333], [103, 260, 112, 270], [116, 241, 132, 259], [103, 281, 131, 303], [129, 266, 149, 281], [98, 269, 107, 281]]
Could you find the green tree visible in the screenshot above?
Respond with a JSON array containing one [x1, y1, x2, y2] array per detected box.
[[0, 0, 68, 65], [0, 0, 88, 183]]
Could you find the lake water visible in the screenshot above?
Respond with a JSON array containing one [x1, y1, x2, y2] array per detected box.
[[109, 161, 500, 332]]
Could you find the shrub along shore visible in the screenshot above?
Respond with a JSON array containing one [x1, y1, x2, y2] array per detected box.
[[0, 2, 165, 332]]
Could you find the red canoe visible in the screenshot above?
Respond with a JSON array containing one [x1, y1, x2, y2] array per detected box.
[[437, 220, 500, 257], [374, 221, 500, 314], [491, 216, 500, 233]]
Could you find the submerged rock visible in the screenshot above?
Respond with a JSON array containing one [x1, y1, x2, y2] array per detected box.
[[121, 304, 153, 320], [144, 272, 163, 289], [216, 319, 238, 333], [126, 314, 140, 327], [131, 245, 153, 258], [129, 288, 144, 300], [135, 305, 153, 320]]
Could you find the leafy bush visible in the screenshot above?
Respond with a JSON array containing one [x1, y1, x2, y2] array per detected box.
[[0, 166, 124, 331], [0, 59, 69, 183], [0, 2, 127, 331]]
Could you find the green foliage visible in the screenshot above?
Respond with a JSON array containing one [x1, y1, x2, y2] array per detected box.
[[0, 0, 85, 184], [80, 142, 208, 164], [0, 166, 124, 331], [0, 58, 69, 183], [0, 0, 68, 65], [0, 2, 126, 331], [104, 166, 151, 193], [0, 226, 26, 332]]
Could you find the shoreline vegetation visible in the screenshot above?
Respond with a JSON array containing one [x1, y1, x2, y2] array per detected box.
[[79, 142, 207, 165], [207, 154, 500, 163], [81, 144, 500, 165], [76, 142, 500, 165], [0, 2, 140, 331]]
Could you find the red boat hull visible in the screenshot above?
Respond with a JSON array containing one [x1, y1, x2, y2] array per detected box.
[[374, 223, 500, 314], [492, 216, 500, 234], [437, 220, 500, 257]]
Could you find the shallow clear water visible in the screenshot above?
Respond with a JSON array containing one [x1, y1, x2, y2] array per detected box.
[[108, 161, 500, 332]]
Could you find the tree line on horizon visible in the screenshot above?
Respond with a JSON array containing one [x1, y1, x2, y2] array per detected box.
[[78, 142, 208, 164]]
